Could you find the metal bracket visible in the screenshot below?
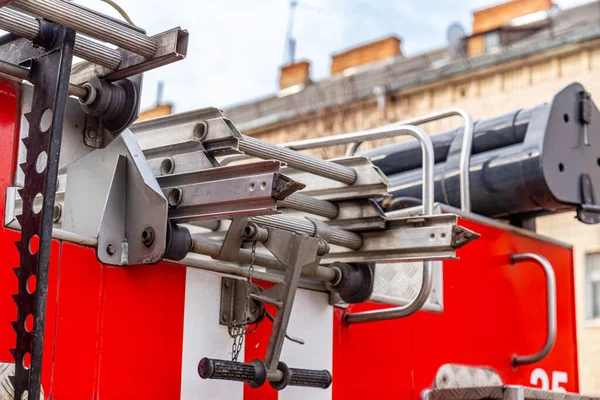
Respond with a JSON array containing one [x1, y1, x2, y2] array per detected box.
[[579, 90, 592, 147], [219, 277, 264, 327], [157, 161, 304, 223], [258, 228, 320, 377], [302, 217, 331, 277], [329, 199, 387, 231], [61, 129, 168, 265], [324, 213, 479, 264], [577, 173, 600, 224]]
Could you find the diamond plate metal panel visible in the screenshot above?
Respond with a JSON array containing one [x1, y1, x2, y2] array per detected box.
[[371, 260, 443, 311], [434, 364, 503, 389], [430, 386, 600, 400], [0, 362, 43, 399]]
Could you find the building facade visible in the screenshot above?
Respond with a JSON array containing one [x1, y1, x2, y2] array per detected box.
[[225, 0, 600, 395]]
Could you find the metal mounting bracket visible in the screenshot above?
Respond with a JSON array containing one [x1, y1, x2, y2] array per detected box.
[[219, 277, 264, 327], [61, 129, 168, 265]]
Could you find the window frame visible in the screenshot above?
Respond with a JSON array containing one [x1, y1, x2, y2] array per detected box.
[[585, 252, 600, 323], [483, 30, 502, 54]]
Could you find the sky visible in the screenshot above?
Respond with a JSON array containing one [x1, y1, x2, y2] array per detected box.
[[72, 0, 594, 112]]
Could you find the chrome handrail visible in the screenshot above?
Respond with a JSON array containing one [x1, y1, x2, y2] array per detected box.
[[345, 108, 474, 212], [511, 253, 557, 367], [343, 124, 435, 325]]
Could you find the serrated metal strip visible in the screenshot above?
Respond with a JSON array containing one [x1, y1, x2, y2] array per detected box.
[[11, 26, 76, 400]]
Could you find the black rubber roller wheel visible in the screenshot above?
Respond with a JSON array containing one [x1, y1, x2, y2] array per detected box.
[[328, 262, 375, 304]]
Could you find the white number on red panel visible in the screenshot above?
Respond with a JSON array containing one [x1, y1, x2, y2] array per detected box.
[[530, 368, 568, 392]]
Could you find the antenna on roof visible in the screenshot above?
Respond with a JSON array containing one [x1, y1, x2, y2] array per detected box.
[[447, 22, 467, 56], [156, 80, 164, 105], [283, 0, 299, 65]]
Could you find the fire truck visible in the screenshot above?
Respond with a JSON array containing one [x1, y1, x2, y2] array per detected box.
[[0, 1, 596, 399]]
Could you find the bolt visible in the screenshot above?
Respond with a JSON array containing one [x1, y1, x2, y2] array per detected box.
[[222, 313, 229, 321], [141, 227, 155, 247], [224, 280, 232, 288], [85, 127, 97, 140], [317, 239, 330, 256], [53, 204, 61, 223], [242, 222, 268, 242], [106, 244, 116, 255], [251, 307, 257, 314]]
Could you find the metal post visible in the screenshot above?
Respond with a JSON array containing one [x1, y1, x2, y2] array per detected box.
[[0, 59, 88, 98], [344, 125, 435, 325], [174, 252, 327, 292], [251, 214, 362, 249], [238, 135, 357, 185], [511, 253, 557, 367], [10, 0, 158, 57], [190, 236, 338, 282]]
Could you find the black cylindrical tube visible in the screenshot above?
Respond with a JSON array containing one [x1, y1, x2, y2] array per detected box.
[[361, 107, 533, 176]]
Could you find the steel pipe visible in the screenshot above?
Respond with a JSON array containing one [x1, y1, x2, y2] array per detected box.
[[511, 253, 557, 367], [190, 236, 339, 282], [11, 0, 158, 58], [277, 193, 339, 219], [239, 135, 357, 185], [344, 125, 435, 325], [0, 59, 88, 98], [0, 7, 122, 70], [174, 253, 327, 292], [251, 215, 362, 250]]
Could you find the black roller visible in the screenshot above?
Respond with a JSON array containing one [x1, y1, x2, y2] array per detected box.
[[363, 83, 600, 224]]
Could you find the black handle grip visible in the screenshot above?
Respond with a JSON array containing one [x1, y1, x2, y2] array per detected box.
[[289, 367, 332, 388], [198, 358, 266, 388], [270, 362, 332, 390]]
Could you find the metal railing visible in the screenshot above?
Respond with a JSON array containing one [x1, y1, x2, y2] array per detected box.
[[344, 108, 474, 212], [222, 108, 473, 211], [511, 253, 557, 367], [343, 125, 435, 324]]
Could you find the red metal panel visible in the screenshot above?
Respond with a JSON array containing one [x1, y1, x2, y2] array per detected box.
[[95, 259, 186, 399], [50, 243, 104, 398], [411, 220, 578, 394], [333, 219, 578, 399], [333, 306, 415, 398], [50, 243, 187, 400], [244, 281, 278, 400], [0, 79, 20, 366]]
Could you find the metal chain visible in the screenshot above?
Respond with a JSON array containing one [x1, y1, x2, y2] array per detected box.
[[229, 241, 256, 362]]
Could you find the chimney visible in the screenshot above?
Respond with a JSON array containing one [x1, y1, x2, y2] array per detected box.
[[468, 0, 553, 56], [278, 60, 311, 90], [138, 80, 173, 121], [331, 35, 401, 75]]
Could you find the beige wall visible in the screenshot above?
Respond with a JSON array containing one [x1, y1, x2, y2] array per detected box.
[[249, 38, 600, 395]]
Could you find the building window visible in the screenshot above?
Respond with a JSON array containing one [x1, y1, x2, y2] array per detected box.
[[585, 253, 600, 320], [483, 31, 501, 54]]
